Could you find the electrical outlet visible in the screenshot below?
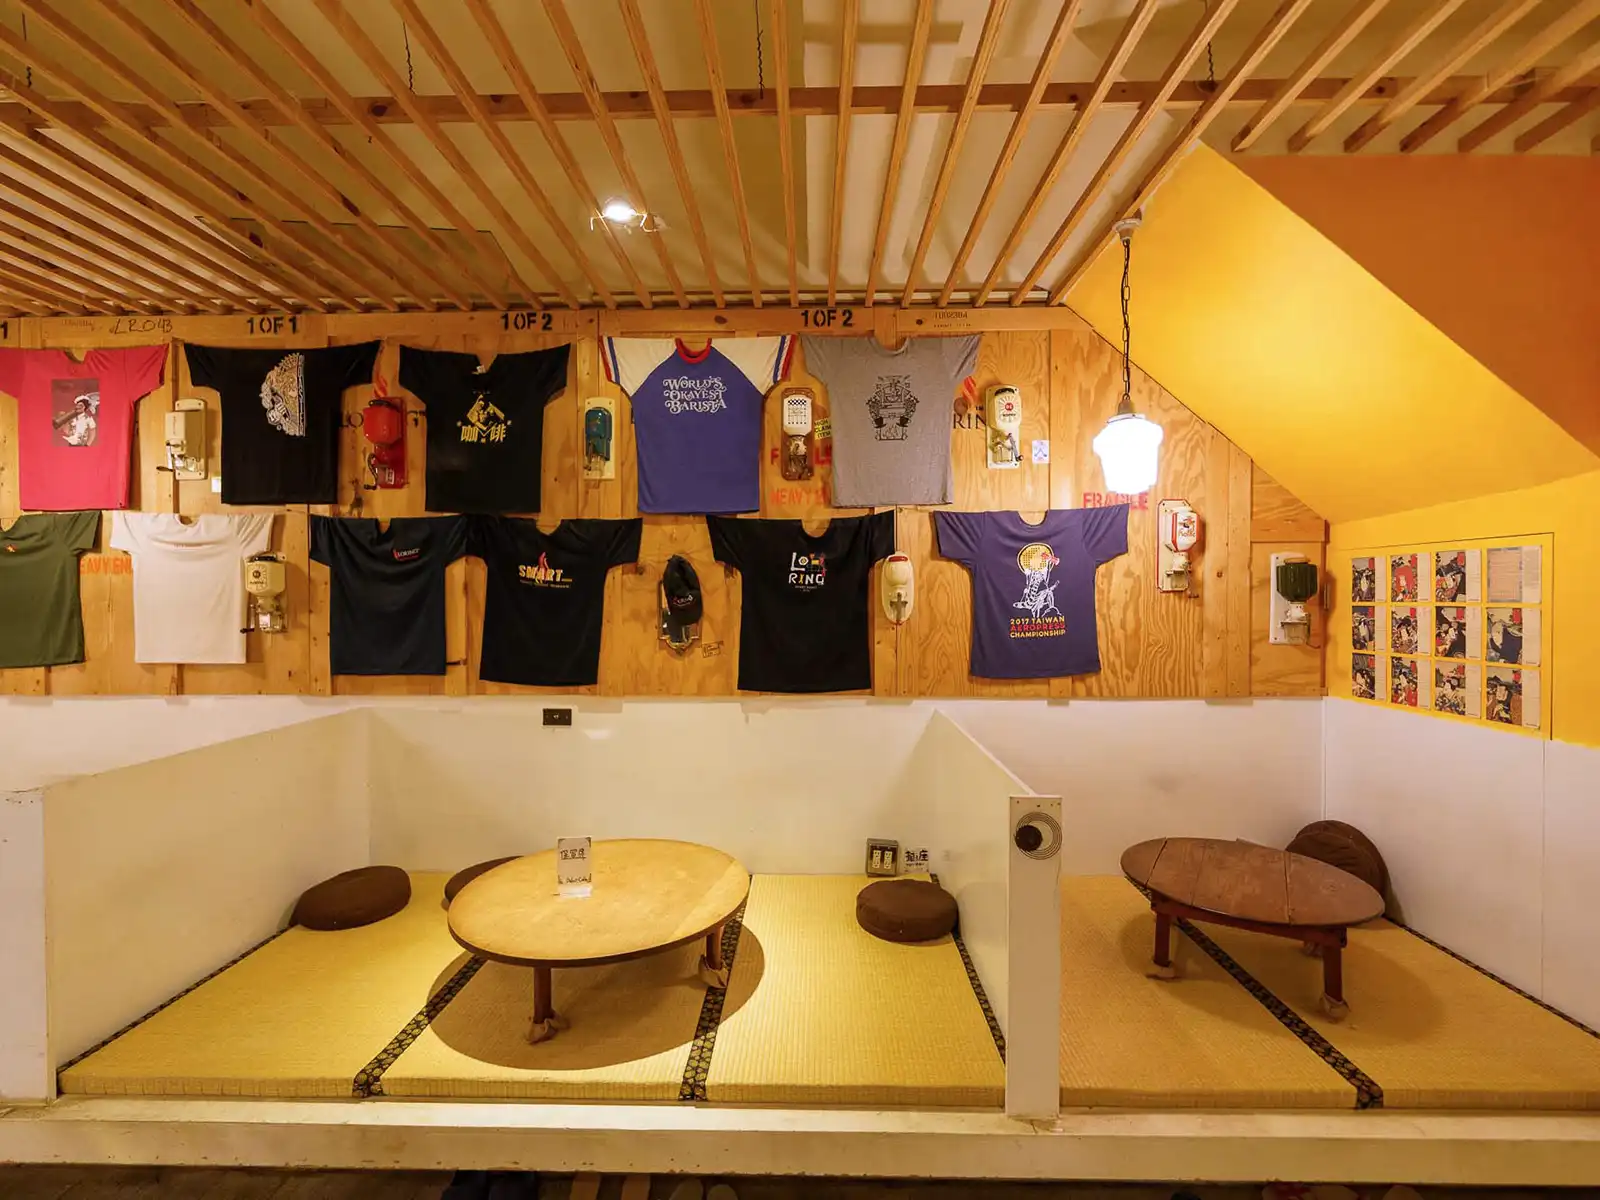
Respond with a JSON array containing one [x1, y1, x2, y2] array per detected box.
[[542, 707, 573, 727], [902, 847, 930, 874], [865, 837, 900, 877]]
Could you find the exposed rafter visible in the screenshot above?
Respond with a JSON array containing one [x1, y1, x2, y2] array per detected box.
[[1513, 75, 1600, 152], [770, 0, 800, 307], [693, 0, 763, 306], [1458, 40, 1600, 152], [863, 0, 934, 307], [826, 0, 860, 307]]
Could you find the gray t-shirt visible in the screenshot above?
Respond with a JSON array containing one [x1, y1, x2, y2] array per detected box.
[[802, 335, 980, 507]]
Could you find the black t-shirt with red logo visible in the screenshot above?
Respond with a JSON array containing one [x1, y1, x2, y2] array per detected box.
[[471, 516, 642, 687], [310, 515, 469, 675], [707, 512, 893, 693]]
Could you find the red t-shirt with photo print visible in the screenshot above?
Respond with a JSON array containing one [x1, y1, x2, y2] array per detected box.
[[0, 347, 167, 511]]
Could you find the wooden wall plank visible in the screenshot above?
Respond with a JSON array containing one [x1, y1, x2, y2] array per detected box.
[[1225, 443, 1255, 697]]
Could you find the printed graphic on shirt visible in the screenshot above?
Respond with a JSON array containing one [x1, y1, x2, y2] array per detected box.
[[866, 375, 917, 441], [662, 373, 727, 415], [1011, 542, 1065, 639], [460, 395, 511, 444], [393, 546, 420, 562], [261, 352, 307, 437], [51, 378, 100, 447], [788, 551, 827, 591], [519, 552, 571, 588]]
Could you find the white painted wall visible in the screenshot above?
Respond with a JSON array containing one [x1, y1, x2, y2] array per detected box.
[[940, 699, 1325, 874], [0, 790, 49, 1102], [43, 711, 370, 1064], [1323, 699, 1600, 1030]]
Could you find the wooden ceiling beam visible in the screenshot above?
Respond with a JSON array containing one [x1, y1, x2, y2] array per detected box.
[[0, 268, 82, 315], [1232, 0, 1391, 152], [1344, 0, 1541, 153], [619, 0, 724, 307], [0, 232, 166, 314], [1514, 73, 1600, 151], [87, 0, 417, 313], [1459, 43, 1600, 151], [307, 0, 565, 308], [936, 0, 1084, 307], [0, 194, 198, 312], [169, 0, 476, 312], [972, 0, 1158, 307], [0, 255, 96, 315], [1015, 0, 1243, 306], [0, 14, 340, 311], [826, 0, 859, 307], [1402, 1, 1600, 151], [1287, 0, 1469, 152], [770, 0, 799, 307], [900, 0, 1009, 306], [693, 0, 763, 306], [0, 287, 51, 317], [1047, 0, 1316, 305], [388, 0, 609, 309], [239, 0, 515, 310], [531, 0, 675, 307], [863, 0, 933, 307]]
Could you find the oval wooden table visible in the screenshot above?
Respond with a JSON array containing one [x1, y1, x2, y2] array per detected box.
[[449, 839, 751, 1043], [1121, 837, 1385, 1020]]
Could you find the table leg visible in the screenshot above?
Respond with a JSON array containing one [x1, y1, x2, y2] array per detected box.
[[1320, 940, 1349, 1021], [1150, 909, 1178, 980], [699, 923, 731, 990], [527, 966, 567, 1043]]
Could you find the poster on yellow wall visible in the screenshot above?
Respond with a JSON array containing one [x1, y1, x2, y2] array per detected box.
[[1487, 667, 1540, 729], [1431, 662, 1480, 717], [1487, 546, 1543, 603], [1433, 550, 1480, 601], [1487, 607, 1540, 666]]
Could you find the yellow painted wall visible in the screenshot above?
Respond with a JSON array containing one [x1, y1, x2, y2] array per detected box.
[[1067, 144, 1597, 525], [1327, 470, 1600, 749]]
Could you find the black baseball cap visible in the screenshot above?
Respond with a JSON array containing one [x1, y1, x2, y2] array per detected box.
[[660, 555, 703, 649]]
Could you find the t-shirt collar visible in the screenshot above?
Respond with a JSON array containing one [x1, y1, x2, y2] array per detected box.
[[674, 338, 713, 364]]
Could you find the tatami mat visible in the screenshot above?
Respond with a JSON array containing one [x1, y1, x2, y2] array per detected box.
[[706, 874, 1005, 1108], [60, 873, 464, 1099], [377, 944, 709, 1101], [1060, 876, 1354, 1109], [1205, 919, 1600, 1110]]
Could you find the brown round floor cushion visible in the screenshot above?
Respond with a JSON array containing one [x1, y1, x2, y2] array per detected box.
[[444, 856, 518, 904], [1287, 820, 1389, 906], [856, 879, 958, 943], [291, 865, 410, 930]]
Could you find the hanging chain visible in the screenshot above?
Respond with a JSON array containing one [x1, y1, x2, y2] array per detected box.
[[1120, 232, 1133, 412], [403, 22, 415, 92], [21, 11, 30, 89], [753, 0, 766, 98], [1203, 0, 1216, 89]]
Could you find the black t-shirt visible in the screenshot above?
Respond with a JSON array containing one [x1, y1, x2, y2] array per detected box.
[[471, 516, 642, 687], [310, 515, 468, 676], [398, 345, 571, 514], [186, 341, 379, 505], [707, 512, 893, 694]]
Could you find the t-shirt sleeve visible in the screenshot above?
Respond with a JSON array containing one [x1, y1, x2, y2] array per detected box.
[[866, 510, 895, 564], [331, 341, 381, 390], [237, 513, 274, 558], [933, 511, 984, 566], [526, 344, 572, 407], [309, 515, 333, 566], [396, 346, 437, 406], [943, 335, 981, 385], [608, 518, 644, 568], [1082, 503, 1130, 566], [0, 350, 22, 398], [798, 336, 836, 386], [183, 344, 225, 392], [600, 338, 674, 395], [65, 511, 100, 555], [122, 345, 168, 400], [717, 336, 795, 391], [108, 511, 140, 555], [705, 515, 745, 572]]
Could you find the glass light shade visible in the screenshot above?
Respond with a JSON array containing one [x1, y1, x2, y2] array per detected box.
[[1091, 411, 1164, 494]]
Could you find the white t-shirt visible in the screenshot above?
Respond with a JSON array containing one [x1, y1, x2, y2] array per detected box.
[[110, 513, 274, 664]]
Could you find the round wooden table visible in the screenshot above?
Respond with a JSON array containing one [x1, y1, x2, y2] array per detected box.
[[1121, 836, 1385, 1020], [448, 839, 751, 1043]]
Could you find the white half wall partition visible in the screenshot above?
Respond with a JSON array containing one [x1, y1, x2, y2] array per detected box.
[[0, 790, 48, 1103], [41, 711, 371, 1068]]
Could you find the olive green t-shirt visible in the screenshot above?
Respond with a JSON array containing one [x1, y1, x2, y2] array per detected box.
[[0, 511, 100, 668]]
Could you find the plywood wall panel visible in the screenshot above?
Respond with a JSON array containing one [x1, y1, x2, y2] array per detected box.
[[0, 316, 1327, 699]]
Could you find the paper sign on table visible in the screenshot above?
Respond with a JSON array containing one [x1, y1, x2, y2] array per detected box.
[[557, 836, 592, 897]]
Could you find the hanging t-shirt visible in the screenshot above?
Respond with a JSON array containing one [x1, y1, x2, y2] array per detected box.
[[0, 347, 167, 511], [398, 344, 571, 514], [707, 512, 893, 694], [934, 507, 1128, 679], [801, 335, 979, 506], [0, 511, 100, 668], [110, 513, 274, 664], [310, 515, 469, 676], [602, 336, 795, 514], [185, 341, 379, 505], [471, 516, 643, 687]]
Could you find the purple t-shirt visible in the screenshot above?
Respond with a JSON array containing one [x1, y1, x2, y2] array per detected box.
[[934, 507, 1128, 679], [603, 336, 794, 514]]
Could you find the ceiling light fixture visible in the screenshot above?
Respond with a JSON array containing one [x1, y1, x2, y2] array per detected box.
[[592, 198, 665, 233], [1091, 215, 1163, 495]]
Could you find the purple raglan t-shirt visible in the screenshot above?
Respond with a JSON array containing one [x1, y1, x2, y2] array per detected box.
[[603, 336, 794, 513], [934, 507, 1129, 679]]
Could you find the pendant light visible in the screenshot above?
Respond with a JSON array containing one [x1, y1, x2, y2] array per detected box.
[[1091, 216, 1163, 495]]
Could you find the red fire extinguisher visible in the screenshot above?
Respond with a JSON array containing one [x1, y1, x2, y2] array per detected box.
[[362, 374, 407, 490]]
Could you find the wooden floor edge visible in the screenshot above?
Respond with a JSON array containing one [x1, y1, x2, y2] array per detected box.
[[4, 1100, 1600, 1185]]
